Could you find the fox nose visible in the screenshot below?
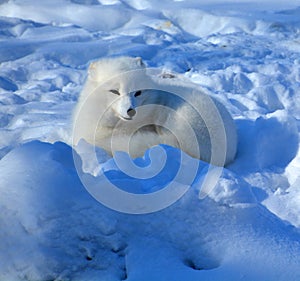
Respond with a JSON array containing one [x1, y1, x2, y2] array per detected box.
[[127, 108, 136, 118]]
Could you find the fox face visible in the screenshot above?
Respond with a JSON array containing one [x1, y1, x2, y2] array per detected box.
[[87, 56, 149, 121], [108, 88, 144, 120]]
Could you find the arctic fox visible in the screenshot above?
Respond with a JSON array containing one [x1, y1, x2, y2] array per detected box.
[[72, 56, 237, 166]]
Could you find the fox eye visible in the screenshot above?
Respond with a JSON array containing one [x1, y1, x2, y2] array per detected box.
[[134, 90, 142, 97], [109, 89, 120, 95]]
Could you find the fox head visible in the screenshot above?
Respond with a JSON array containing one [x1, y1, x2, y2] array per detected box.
[[88, 56, 152, 121]]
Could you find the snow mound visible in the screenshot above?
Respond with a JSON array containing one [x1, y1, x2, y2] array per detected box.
[[0, 141, 300, 280]]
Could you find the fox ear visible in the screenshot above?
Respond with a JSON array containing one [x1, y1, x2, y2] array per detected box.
[[135, 57, 145, 67], [88, 61, 97, 80]]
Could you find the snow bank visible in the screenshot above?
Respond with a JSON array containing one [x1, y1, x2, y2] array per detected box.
[[1, 141, 300, 280], [0, 1, 131, 32]]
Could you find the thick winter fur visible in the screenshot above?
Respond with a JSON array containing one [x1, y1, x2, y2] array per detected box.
[[73, 56, 237, 166]]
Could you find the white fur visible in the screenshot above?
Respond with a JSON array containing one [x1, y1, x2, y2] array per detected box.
[[73, 56, 237, 166]]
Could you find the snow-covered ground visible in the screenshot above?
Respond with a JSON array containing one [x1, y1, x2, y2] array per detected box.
[[1, 0, 300, 280]]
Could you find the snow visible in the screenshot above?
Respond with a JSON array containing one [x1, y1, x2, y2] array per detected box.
[[1, 0, 300, 280]]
